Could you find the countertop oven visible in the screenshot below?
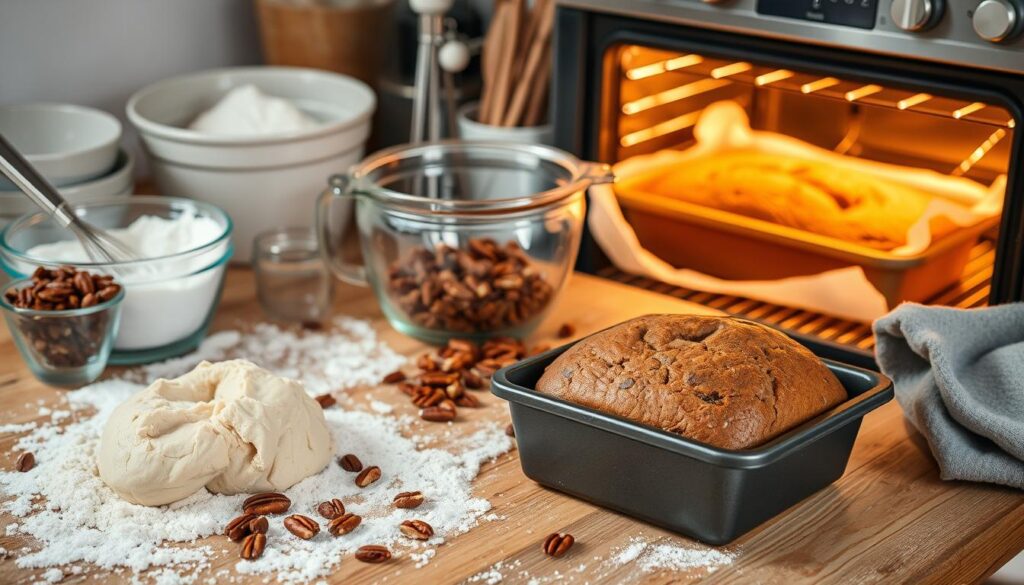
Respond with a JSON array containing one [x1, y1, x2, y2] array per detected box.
[[552, 0, 1023, 368]]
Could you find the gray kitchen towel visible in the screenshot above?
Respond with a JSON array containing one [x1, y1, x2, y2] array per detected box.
[[873, 303, 1024, 489]]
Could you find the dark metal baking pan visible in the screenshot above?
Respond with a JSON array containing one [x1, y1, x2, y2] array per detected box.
[[491, 338, 893, 545], [615, 182, 998, 308]]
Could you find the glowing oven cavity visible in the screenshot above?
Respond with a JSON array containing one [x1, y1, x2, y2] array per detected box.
[[600, 45, 1016, 358]]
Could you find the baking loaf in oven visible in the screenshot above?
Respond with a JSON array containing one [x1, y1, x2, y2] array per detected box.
[[535, 314, 847, 449], [642, 150, 944, 250]]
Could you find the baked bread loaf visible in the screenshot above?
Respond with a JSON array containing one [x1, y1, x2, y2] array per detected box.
[[536, 314, 847, 449], [639, 150, 943, 250]]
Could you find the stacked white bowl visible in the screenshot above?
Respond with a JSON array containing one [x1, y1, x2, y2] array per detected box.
[[0, 104, 132, 228], [127, 67, 376, 262]]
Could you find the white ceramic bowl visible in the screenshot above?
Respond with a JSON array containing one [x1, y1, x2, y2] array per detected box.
[[0, 149, 134, 226], [0, 103, 122, 190], [126, 66, 376, 262]]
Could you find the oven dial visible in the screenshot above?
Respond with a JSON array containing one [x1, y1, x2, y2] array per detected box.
[[973, 0, 1020, 42], [891, 0, 943, 31]]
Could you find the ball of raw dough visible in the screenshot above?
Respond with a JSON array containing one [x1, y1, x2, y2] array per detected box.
[[97, 359, 332, 506]]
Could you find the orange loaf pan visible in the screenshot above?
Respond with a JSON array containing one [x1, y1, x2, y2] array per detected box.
[[615, 186, 998, 308]]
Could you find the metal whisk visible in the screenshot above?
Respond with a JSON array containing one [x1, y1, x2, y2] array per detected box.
[[0, 132, 140, 265]]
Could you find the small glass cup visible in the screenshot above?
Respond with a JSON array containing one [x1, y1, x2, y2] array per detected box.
[[1, 277, 124, 387], [253, 228, 335, 324]]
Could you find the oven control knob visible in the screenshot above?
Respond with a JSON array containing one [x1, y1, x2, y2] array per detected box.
[[890, 0, 943, 31], [973, 0, 1020, 42]]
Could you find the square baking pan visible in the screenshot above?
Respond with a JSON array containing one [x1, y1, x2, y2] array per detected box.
[[615, 181, 998, 308], [491, 339, 894, 545]]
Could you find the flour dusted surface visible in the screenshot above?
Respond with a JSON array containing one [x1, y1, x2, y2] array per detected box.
[[0, 317, 513, 584]]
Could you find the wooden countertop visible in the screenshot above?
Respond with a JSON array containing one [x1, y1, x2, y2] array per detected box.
[[1, 269, 1023, 584]]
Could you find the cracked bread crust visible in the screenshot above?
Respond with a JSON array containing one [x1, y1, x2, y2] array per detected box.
[[535, 314, 847, 450]]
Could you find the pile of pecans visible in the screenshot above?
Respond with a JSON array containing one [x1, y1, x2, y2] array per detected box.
[[384, 336, 529, 423], [386, 238, 554, 333], [225, 464, 433, 564], [3, 266, 122, 368]]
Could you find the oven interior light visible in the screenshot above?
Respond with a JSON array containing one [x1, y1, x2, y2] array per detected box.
[[897, 93, 932, 110], [710, 62, 752, 79], [800, 77, 840, 94], [845, 84, 883, 102], [953, 102, 986, 119], [620, 110, 703, 147], [621, 78, 732, 115], [954, 128, 1007, 176], [755, 69, 794, 86], [625, 54, 704, 80]]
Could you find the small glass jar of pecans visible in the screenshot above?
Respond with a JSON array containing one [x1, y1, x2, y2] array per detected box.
[[1, 266, 124, 387]]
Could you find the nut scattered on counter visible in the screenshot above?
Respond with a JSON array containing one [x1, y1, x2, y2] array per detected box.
[[393, 490, 425, 509], [328, 513, 362, 536], [338, 453, 363, 472], [387, 238, 554, 333], [355, 465, 381, 488], [314, 393, 336, 409], [505, 424, 515, 438], [242, 492, 291, 515], [557, 323, 575, 338], [15, 452, 35, 472], [386, 337, 533, 423], [284, 515, 320, 540], [249, 515, 269, 535], [542, 532, 575, 557], [240, 532, 267, 560], [226, 514, 260, 541], [399, 519, 434, 540], [317, 498, 345, 520], [4, 266, 122, 368], [354, 544, 392, 563]]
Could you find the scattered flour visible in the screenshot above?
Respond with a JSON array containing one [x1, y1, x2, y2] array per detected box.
[[0, 317, 513, 584], [605, 536, 735, 576]]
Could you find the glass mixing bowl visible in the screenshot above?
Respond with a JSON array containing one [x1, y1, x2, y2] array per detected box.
[[0, 196, 233, 364], [317, 141, 612, 344]]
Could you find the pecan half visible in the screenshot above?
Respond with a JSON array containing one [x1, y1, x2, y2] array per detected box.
[[317, 498, 345, 520], [420, 405, 456, 422], [400, 519, 434, 540], [338, 454, 363, 473], [354, 545, 392, 563], [315, 393, 336, 409], [15, 452, 35, 472], [393, 491, 425, 509], [382, 370, 406, 384], [225, 513, 259, 541], [542, 533, 575, 557], [455, 393, 480, 408], [355, 466, 381, 488], [249, 516, 269, 535], [242, 492, 291, 515], [327, 513, 362, 536], [505, 424, 515, 437], [284, 514, 320, 540], [240, 533, 266, 560]]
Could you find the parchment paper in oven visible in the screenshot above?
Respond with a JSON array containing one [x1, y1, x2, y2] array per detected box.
[[588, 101, 1006, 322]]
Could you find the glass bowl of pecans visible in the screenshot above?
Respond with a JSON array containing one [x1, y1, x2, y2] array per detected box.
[[317, 141, 613, 344], [1, 266, 124, 387]]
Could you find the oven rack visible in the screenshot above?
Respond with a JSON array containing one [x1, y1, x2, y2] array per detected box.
[[595, 238, 995, 363], [619, 51, 1016, 131]]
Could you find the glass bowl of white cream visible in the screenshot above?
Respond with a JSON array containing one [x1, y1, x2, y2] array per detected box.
[[0, 196, 233, 365]]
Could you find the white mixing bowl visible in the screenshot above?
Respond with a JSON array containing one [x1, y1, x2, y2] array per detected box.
[[0, 149, 134, 229], [126, 66, 375, 262], [0, 103, 122, 189]]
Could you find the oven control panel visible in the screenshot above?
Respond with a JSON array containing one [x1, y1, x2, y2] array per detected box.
[[757, 0, 878, 29]]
